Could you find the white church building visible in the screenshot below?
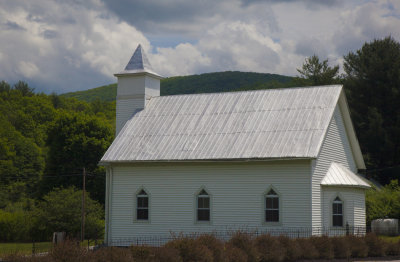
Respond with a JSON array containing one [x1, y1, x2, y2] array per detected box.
[[100, 45, 370, 245]]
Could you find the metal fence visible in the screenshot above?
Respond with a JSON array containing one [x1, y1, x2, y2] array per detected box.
[[109, 226, 370, 247]]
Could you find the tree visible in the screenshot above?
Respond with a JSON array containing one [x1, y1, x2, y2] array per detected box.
[[296, 55, 340, 86], [0, 80, 11, 93], [366, 180, 400, 224], [343, 36, 400, 183], [41, 111, 113, 203], [13, 81, 35, 96], [33, 187, 104, 239]]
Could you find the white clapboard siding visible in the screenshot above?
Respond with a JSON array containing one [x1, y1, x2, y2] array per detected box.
[[116, 98, 144, 136], [108, 160, 311, 242], [312, 105, 357, 228], [322, 187, 366, 228]]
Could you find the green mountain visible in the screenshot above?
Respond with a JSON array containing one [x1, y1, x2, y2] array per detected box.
[[61, 71, 294, 102]]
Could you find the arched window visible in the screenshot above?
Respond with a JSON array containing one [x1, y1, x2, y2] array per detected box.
[[332, 196, 343, 227], [265, 189, 279, 222], [136, 189, 149, 220], [197, 189, 210, 221]]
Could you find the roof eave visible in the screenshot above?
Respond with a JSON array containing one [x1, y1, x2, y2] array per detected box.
[[114, 71, 164, 79], [338, 91, 366, 169], [98, 156, 315, 166], [321, 184, 371, 189]]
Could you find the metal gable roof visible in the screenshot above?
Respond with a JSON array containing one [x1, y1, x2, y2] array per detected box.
[[100, 85, 343, 163], [321, 162, 370, 189]]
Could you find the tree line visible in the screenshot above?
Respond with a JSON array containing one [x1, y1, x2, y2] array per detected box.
[[0, 82, 115, 241]]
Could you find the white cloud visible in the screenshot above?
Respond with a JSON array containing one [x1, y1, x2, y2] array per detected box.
[[18, 61, 39, 78], [0, 0, 150, 93], [0, 0, 399, 93]]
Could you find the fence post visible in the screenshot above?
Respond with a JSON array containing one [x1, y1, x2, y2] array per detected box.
[[32, 240, 36, 256], [346, 222, 350, 236]]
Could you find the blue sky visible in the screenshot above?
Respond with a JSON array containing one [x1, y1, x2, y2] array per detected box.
[[0, 0, 399, 93]]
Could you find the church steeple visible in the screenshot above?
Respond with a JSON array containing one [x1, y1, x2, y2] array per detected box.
[[114, 44, 163, 136], [115, 44, 161, 78]]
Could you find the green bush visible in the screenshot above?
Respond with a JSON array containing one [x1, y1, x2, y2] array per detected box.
[[0, 210, 33, 242]]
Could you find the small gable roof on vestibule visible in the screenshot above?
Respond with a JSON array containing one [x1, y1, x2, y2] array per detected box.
[[321, 162, 370, 189]]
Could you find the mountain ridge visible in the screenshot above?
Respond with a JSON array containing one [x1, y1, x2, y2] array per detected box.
[[61, 71, 294, 102]]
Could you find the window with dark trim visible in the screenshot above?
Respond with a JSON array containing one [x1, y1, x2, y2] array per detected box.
[[332, 196, 343, 227], [197, 189, 210, 221], [136, 189, 148, 220], [265, 189, 279, 222]]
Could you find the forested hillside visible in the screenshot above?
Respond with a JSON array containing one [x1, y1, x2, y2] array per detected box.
[[61, 71, 294, 102]]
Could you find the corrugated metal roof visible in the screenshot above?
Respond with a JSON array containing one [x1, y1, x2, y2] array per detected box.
[[321, 162, 370, 188], [115, 44, 162, 77], [101, 85, 343, 163]]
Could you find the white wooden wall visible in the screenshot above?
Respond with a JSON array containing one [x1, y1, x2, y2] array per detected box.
[[322, 187, 366, 229], [106, 160, 312, 243], [312, 105, 359, 228]]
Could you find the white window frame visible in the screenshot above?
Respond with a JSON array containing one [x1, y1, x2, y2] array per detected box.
[[332, 196, 344, 227], [263, 186, 281, 225], [195, 188, 211, 223], [135, 188, 150, 222]]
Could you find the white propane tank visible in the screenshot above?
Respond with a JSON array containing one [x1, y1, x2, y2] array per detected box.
[[371, 219, 399, 236]]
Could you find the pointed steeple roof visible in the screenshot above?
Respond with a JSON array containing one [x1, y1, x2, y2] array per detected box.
[[114, 44, 162, 78]]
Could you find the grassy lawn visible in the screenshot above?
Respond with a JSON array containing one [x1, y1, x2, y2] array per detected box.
[[0, 242, 52, 256], [380, 235, 400, 243], [0, 240, 102, 256]]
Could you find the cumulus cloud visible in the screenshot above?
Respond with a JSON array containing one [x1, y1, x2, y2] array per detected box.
[[0, 0, 149, 93], [0, 0, 399, 93], [333, 0, 400, 55]]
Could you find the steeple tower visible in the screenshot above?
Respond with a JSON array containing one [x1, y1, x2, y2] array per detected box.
[[114, 44, 163, 136]]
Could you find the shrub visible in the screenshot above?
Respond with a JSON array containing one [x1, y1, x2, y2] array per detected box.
[[223, 244, 248, 262], [227, 231, 258, 262], [386, 241, 400, 256], [364, 233, 387, 257], [195, 234, 224, 262], [164, 237, 213, 262], [347, 235, 368, 258], [277, 235, 302, 261], [296, 238, 319, 259], [88, 246, 133, 262], [154, 247, 182, 262], [310, 235, 334, 259], [0, 210, 33, 242], [130, 245, 153, 261], [254, 234, 285, 262], [49, 240, 88, 261], [331, 236, 351, 259]]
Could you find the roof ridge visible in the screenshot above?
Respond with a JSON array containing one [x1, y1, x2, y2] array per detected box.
[[152, 84, 342, 99]]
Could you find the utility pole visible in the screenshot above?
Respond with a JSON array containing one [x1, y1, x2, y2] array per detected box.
[[81, 167, 86, 242]]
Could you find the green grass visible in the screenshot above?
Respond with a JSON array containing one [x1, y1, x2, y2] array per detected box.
[[0, 240, 101, 256], [0, 242, 52, 256], [380, 235, 400, 243]]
